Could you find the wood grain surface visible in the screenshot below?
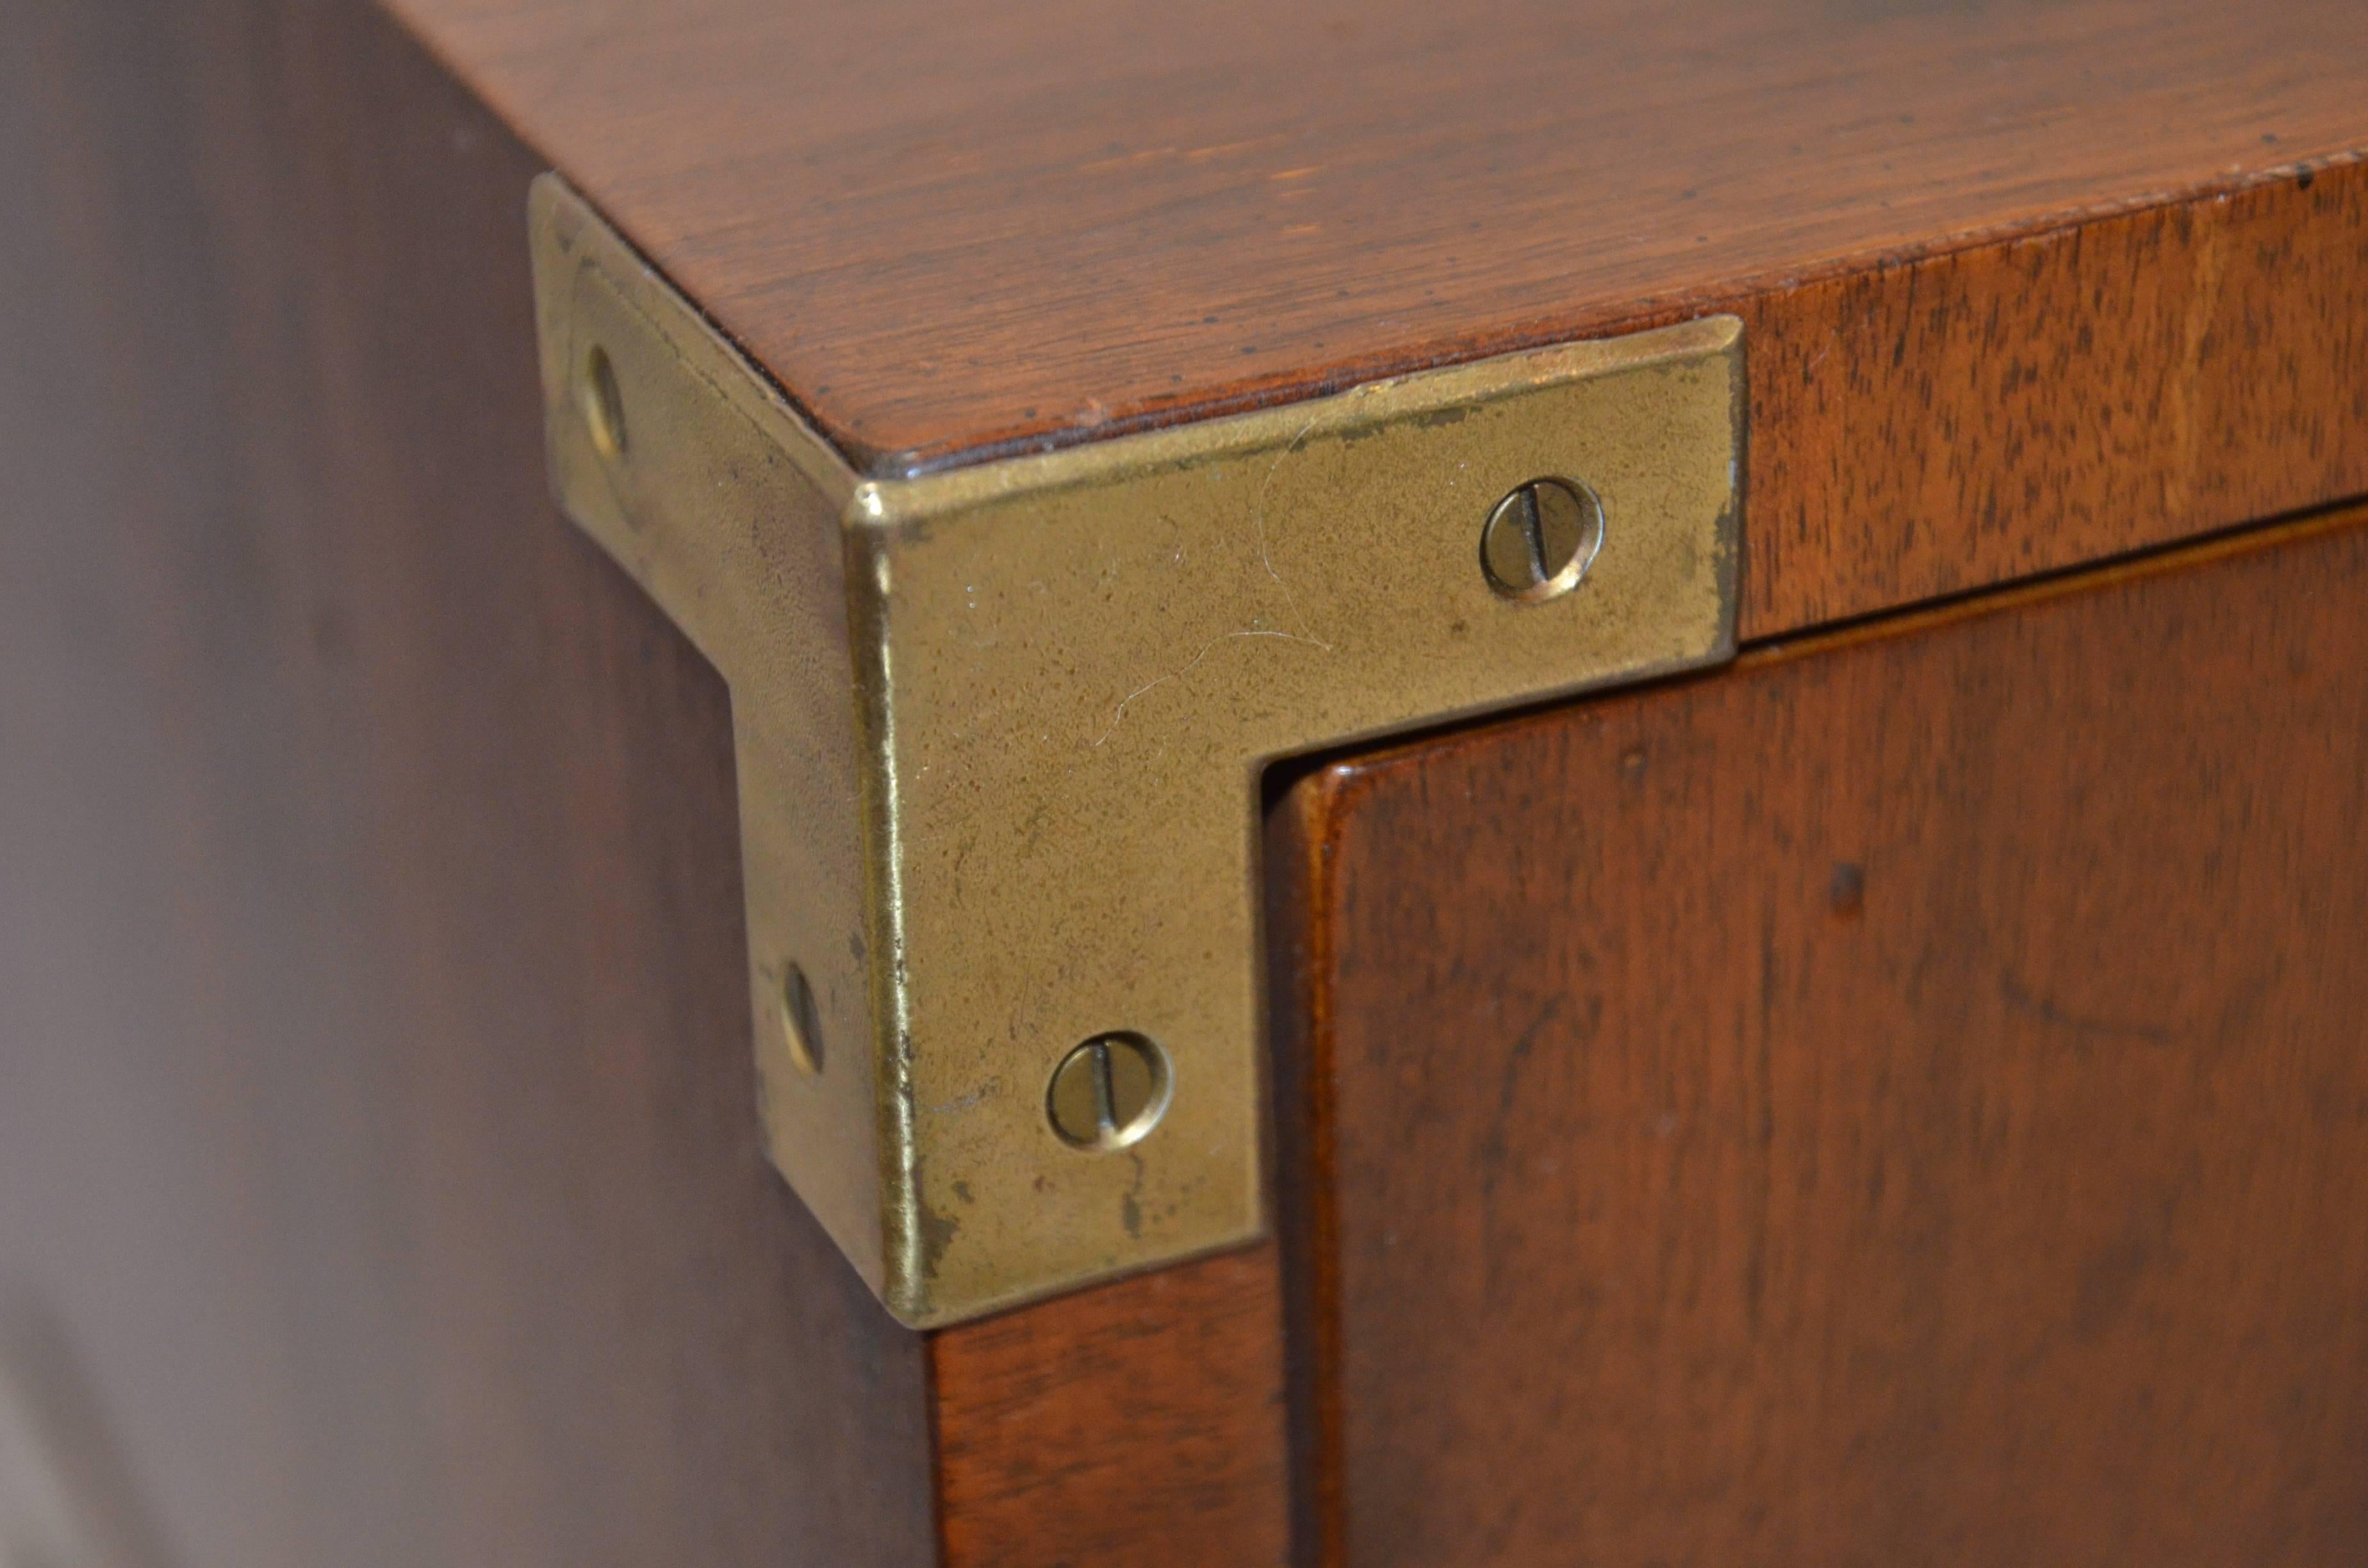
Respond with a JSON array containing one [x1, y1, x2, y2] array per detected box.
[[1734, 156, 2368, 635], [383, 0, 2367, 466], [931, 1248, 1292, 1568], [1276, 503, 2368, 1565], [382, 0, 2368, 635], [1, 4, 937, 1563], [23, 3, 2368, 1563]]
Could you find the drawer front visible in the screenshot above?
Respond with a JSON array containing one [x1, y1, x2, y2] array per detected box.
[[1279, 506, 2368, 1566]]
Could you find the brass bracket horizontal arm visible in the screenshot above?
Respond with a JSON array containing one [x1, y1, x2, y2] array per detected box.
[[529, 174, 1743, 1326]]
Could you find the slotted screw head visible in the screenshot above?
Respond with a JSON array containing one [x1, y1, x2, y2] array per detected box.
[[1047, 1033, 1169, 1150], [1480, 477, 1605, 602]]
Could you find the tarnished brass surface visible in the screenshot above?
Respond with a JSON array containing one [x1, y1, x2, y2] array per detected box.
[[530, 175, 1743, 1325]]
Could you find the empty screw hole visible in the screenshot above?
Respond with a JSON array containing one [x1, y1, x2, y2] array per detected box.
[[580, 343, 627, 462], [779, 962, 823, 1075]]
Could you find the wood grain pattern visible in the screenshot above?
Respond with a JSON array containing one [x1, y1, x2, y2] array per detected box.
[[381, 1, 2364, 453], [26, 3, 2368, 1563], [1278, 503, 2368, 1565], [1735, 154, 2368, 635], [930, 1248, 1292, 1568], [0, 4, 937, 1563], [384, 0, 2368, 633]]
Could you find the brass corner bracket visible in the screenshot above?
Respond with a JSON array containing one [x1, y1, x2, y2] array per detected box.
[[527, 174, 1743, 1327]]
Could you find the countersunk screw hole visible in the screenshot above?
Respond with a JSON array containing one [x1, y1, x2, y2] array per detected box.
[[580, 343, 627, 462], [779, 961, 823, 1076]]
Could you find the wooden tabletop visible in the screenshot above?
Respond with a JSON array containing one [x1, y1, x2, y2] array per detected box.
[[387, 0, 2368, 475]]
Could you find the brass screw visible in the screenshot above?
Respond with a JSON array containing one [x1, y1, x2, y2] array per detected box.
[[1046, 1033, 1168, 1150], [1480, 477, 1604, 602]]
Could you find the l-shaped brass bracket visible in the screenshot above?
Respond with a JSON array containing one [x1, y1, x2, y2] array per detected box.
[[529, 175, 1743, 1326]]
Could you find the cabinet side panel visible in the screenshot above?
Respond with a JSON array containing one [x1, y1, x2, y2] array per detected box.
[[1290, 508, 2368, 1565], [1739, 156, 2368, 637], [929, 1248, 1292, 1567], [0, 3, 936, 1564]]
